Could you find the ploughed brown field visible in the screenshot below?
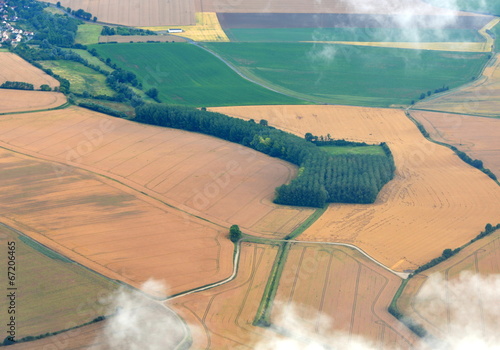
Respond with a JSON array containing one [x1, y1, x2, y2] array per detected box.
[[0, 52, 59, 89], [210, 105, 500, 272], [0, 107, 313, 238], [416, 52, 500, 116], [199, 0, 480, 15], [397, 229, 500, 340], [0, 147, 233, 297], [98, 34, 186, 43], [44, 0, 195, 26], [217, 13, 492, 29], [412, 110, 500, 177], [272, 243, 418, 349], [0, 90, 66, 114]]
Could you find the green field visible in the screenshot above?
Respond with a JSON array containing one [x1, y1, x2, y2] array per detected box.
[[203, 42, 489, 106], [90, 43, 305, 106], [0, 224, 117, 339], [75, 24, 102, 45], [39, 60, 115, 96], [425, 0, 500, 15], [225, 27, 484, 43], [320, 145, 385, 156], [68, 49, 114, 73]]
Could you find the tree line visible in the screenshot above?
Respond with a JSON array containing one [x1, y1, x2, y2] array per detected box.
[[135, 104, 395, 207], [101, 26, 156, 36], [0, 81, 34, 90]]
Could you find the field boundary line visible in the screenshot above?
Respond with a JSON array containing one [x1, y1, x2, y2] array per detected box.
[[0, 101, 70, 116]]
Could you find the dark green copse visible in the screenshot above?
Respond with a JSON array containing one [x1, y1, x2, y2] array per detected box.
[[229, 225, 242, 243], [135, 104, 395, 208]]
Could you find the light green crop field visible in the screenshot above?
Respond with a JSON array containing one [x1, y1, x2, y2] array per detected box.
[[68, 49, 114, 73], [320, 145, 385, 156], [0, 224, 117, 339], [203, 42, 489, 106], [90, 42, 306, 106], [75, 24, 102, 46], [225, 27, 484, 43], [39, 60, 115, 96]]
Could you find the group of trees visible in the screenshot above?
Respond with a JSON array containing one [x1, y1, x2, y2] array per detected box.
[[101, 26, 156, 36], [135, 104, 395, 207], [0, 81, 34, 90], [411, 85, 450, 104]]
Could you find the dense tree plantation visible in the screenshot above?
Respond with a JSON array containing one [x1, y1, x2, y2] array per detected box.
[[135, 105, 395, 207]]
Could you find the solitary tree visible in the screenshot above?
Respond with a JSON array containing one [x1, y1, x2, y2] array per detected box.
[[259, 119, 268, 126], [229, 225, 242, 243]]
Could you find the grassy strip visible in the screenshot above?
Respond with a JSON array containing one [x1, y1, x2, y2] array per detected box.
[[18, 235, 72, 263], [0, 101, 71, 116], [285, 207, 327, 240], [252, 206, 327, 326], [387, 279, 427, 338], [253, 242, 291, 327], [405, 111, 499, 185]]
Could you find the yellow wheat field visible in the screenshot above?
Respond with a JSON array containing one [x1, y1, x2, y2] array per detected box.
[[211, 105, 500, 272], [140, 12, 229, 42]]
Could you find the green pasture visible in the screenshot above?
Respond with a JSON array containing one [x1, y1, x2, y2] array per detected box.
[[75, 24, 102, 45], [67, 49, 114, 72], [90, 42, 305, 106], [203, 42, 489, 106], [320, 145, 385, 156], [39, 60, 115, 96], [225, 27, 484, 43]]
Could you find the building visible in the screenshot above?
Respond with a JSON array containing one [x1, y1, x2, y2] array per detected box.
[[167, 28, 183, 34]]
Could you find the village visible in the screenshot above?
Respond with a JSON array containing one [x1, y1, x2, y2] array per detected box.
[[0, 0, 34, 46]]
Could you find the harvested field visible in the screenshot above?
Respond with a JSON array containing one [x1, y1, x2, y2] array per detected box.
[[44, 0, 195, 27], [396, 229, 500, 340], [0, 90, 66, 114], [0, 52, 59, 89], [98, 34, 186, 43], [272, 243, 417, 348], [210, 105, 500, 271], [417, 51, 500, 116], [0, 106, 313, 238], [0, 147, 233, 297], [0, 223, 118, 339], [199, 0, 481, 16], [168, 242, 282, 349], [412, 110, 500, 177], [139, 12, 229, 42]]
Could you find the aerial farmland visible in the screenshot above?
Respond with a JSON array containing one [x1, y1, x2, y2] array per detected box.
[[0, 0, 499, 349]]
